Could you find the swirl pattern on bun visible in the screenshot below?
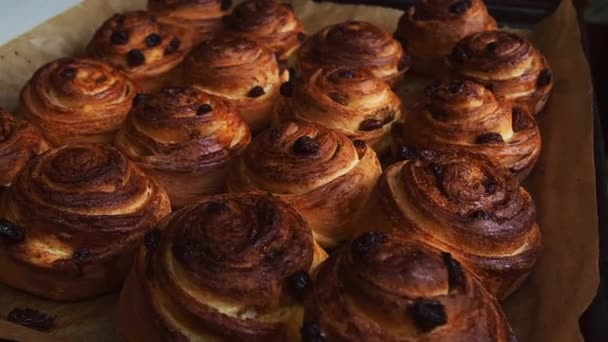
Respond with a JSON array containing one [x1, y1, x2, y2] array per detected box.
[[394, 0, 496, 74], [184, 36, 289, 132], [393, 80, 541, 180], [0, 144, 171, 301], [118, 193, 327, 341], [446, 30, 553, 114], [20, 58, 136, 146], [227, 121, 382, 249], [87, 11, 190, 92], [223, 0, 305, 62], [358, 149, 541, 299], [275, 66, 404, 156], [148, 0, 228, 46], [303, 232, 515, 341], [298, 21, 409, 86], [115, 87, 251, 207], [0, 109, 50, 186]]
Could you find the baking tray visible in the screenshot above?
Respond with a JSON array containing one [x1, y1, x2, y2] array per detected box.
[[0, 0, 595, 341]]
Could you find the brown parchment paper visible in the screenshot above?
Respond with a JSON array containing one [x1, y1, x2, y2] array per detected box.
[[0, 0, 598, 341]]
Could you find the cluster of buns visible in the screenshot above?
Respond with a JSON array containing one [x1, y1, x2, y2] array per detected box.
[[0, 0, 553, 341]]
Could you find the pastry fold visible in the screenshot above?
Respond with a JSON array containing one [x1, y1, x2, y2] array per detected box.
[[118, 193, 327, 341], [0, 144, 171, 301]]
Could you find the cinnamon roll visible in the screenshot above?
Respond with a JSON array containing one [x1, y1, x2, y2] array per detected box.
[[223, 0, 305, 62], [298, 21, 408, 87], [183, 36, 289, 132], [358, 149, 541, 299], [227, 121, 382, 249], [114, 87, 251, 208], [446, 30, 553, 114], [275, 66, 404, 156], [303, 232, 515, 341], [0, 144, 171, 301], [20, 57, 136, 146], [393, 80, 541, 180], [87, 11, 190, 93], [148, 0, 228, 46], [0, 109, 50, 187], [118, 193, 327, 341], [394, 0, 496, 75]]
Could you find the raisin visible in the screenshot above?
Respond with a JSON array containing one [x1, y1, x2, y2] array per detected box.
[[7, 308, 54, 332], [351, 232, 387, 258], [410, 299, 447, 332], [165, 38, 181, 55], [353, 139, 366, 150], [145, 33, 162, 47], [475, 132, 504, 144], [537, 68, 552, 88], [61, 67, 77, 80], [450, 45, 469, 64], [359, 119, 383, 131], [0, 219, 25, 243], [449, 0, 472, 15], [197, 104, 213, 115], [127, 49, 145, 67], [482, 178, 498, 193], [293, 136, 319, 155], [442, 252, 464, 289], [338, 70, 354, 79], [430, 163, 444, 178], [287, 271, 312, 301], [512, 107, 528, 132], [110, 31, 129, 45], [247, 86, 265, 98]]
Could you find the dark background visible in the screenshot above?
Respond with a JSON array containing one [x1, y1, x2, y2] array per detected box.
[[317, 0, 607, 341]]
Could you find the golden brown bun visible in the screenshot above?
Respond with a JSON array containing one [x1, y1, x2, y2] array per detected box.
[[148, 0, 228, 46], [19, 57, 136, 146], [394, 0, 496, 75], [118, 193, 327, 341], [0, 144, 171, 301], [446, 30, 553, 115], [183, 36, 289, 132], [303, 232, 515, 341], [227, 121, 382, 249], [298, 21, 409, 87], [114, 87, 251, 208], [87, 11, 190, 93], [358, 149, 541, 299], [223, 0, 305, 62], [393, 80, 540, 180], [275, 66, 404, 156], [0, 108, 50, 186]]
